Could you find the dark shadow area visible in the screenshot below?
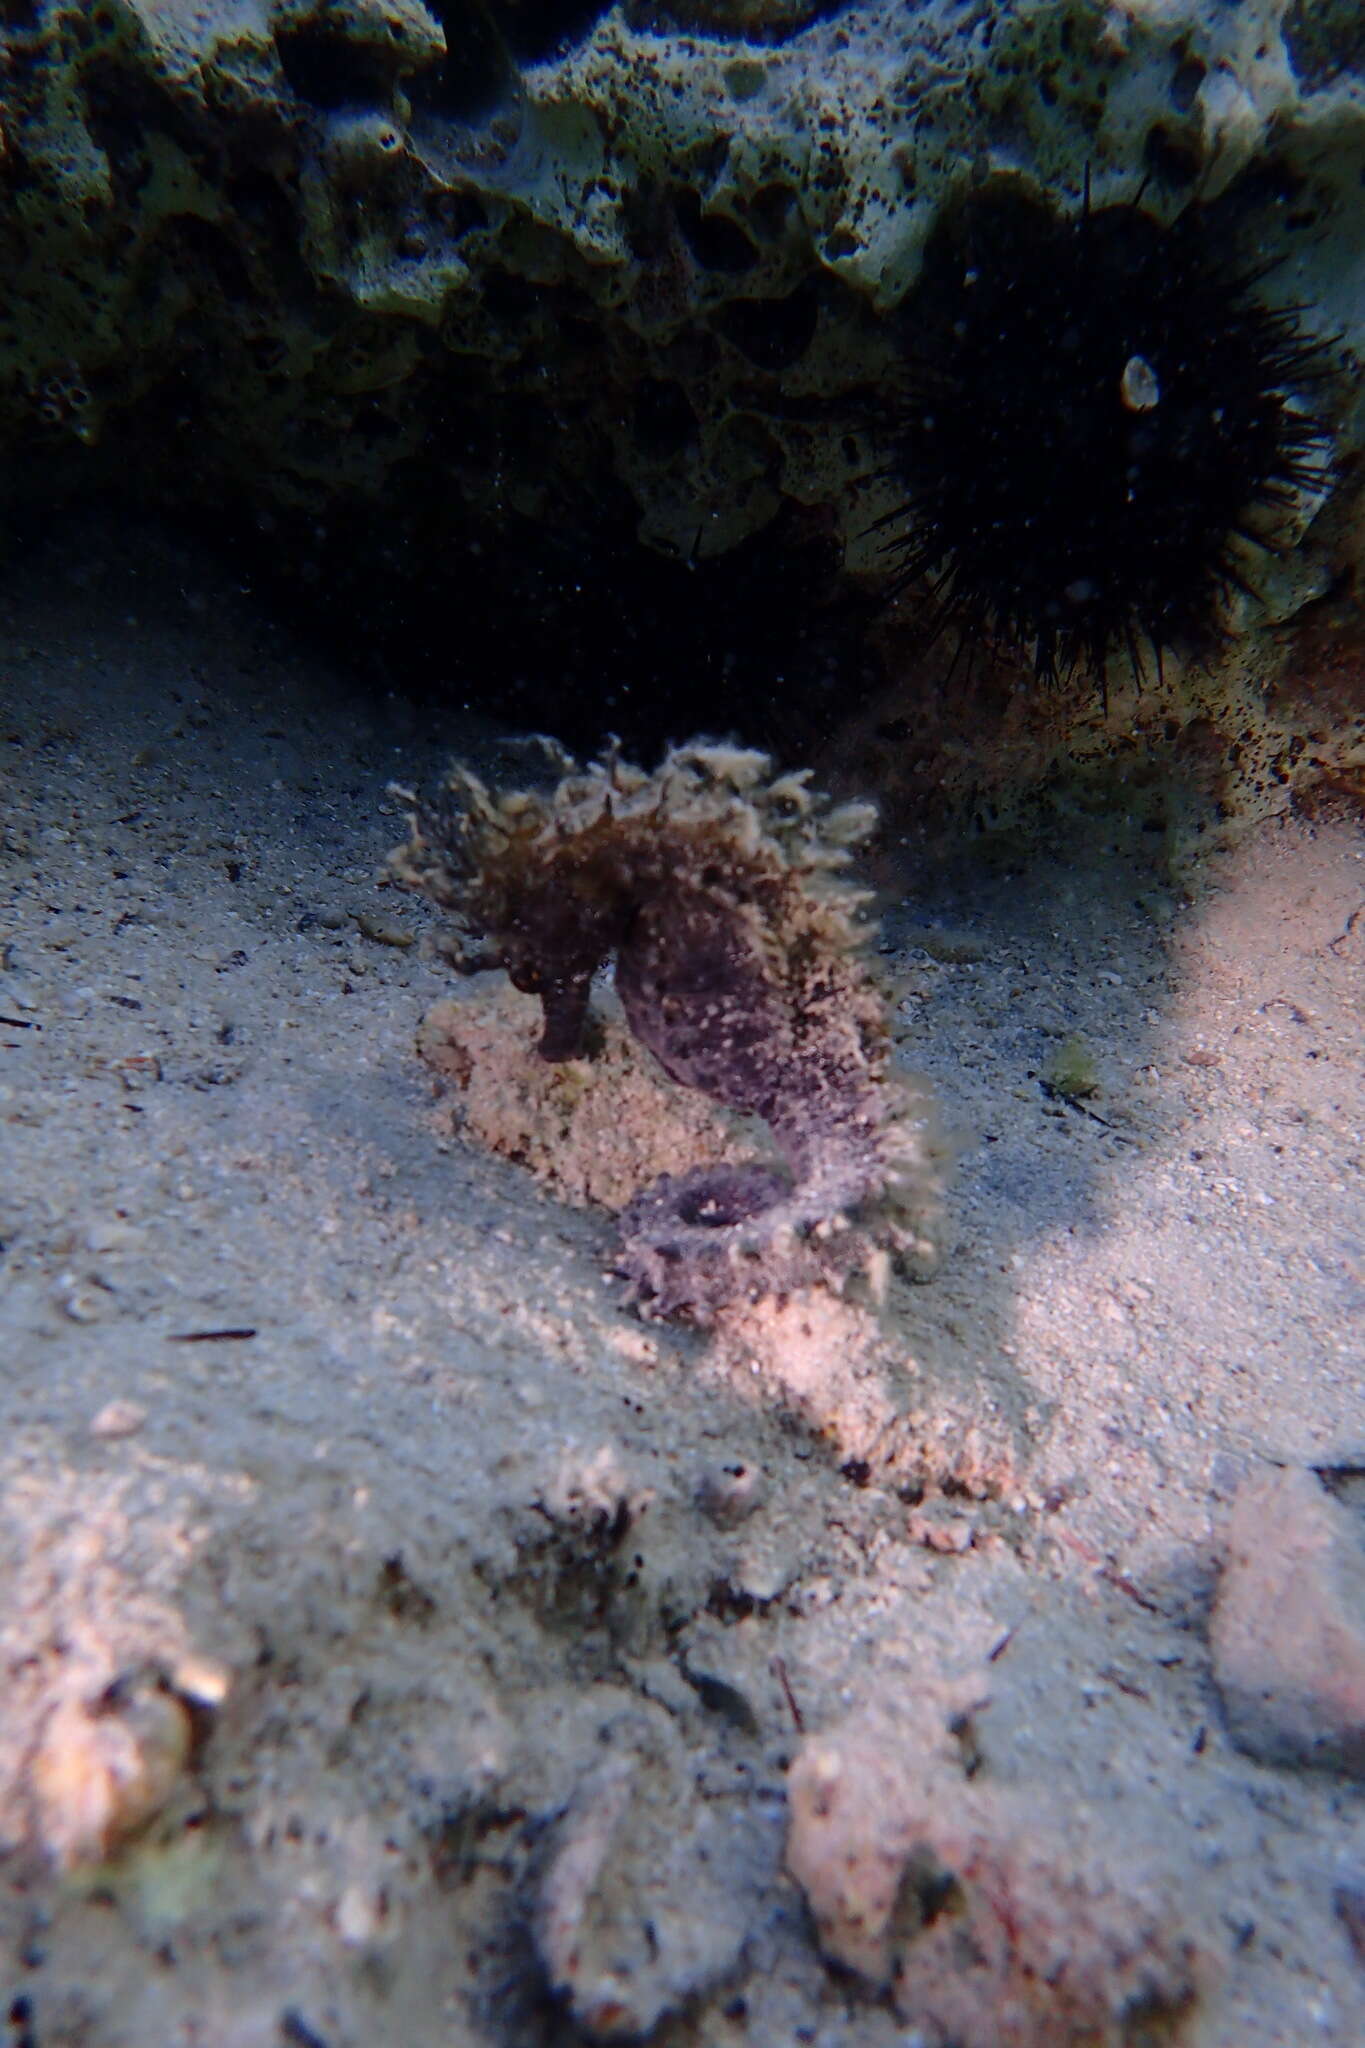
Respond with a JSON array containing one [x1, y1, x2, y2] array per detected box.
[[261, 500, 875, 763], [4, 485, 879, 768], [622, 0, 856, 44]]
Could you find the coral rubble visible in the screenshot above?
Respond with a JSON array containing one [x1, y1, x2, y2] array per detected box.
[[787, 1694, 1211, 2047], [391, 740, 943, 1319]]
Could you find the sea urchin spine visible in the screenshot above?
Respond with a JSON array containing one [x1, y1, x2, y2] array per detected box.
[[880, 183, 1335, 683]]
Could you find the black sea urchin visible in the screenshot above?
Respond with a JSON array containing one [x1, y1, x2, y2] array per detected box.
[[880, 185, 1334, 682]]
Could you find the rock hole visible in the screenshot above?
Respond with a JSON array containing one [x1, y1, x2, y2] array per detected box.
[[488, 0, 610, 64], [673, 190, 758, 275], [275, 20, 396, 111], [715, 281, 820, 370], [410, 1, 517, 123]]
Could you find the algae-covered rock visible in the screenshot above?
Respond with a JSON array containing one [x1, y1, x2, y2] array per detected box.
[[5, 1, 1362, 543], [1, 1, 1362, 825]]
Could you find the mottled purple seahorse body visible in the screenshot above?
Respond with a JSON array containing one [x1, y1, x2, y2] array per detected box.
[[391, 741, 940, 1321]]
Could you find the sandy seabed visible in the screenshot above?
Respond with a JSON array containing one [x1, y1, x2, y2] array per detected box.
[[0, 520, 1361, 2046]]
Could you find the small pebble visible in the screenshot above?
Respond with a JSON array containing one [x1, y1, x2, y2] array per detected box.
[[113, 1053, 162, 1089], [56, 1273, 115, 1323], [336, 1883, 381, 1946], [170, 1654, 231, 1707], [352, 911, 413, 948], [89, 1399, 146, 1439], [85, 1218, 145, 1254], [906, 1510, 975, 1554], [696, 1462, 767, 1527]]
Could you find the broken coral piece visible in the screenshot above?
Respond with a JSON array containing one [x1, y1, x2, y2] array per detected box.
[[1211, 1465, 1365, 1776], [534, 1715, 777, 2041], [786, 1696, 1208, 2046], [391, 739, 944, 1321], [31, 1673, 194, 1871]]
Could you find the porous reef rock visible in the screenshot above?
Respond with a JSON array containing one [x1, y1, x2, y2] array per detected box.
[[4, 2, 1363, 571], [391, 738, 944, 1320], [786, 1693, 1211, 2046], [3, 2, 1363, 828]]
